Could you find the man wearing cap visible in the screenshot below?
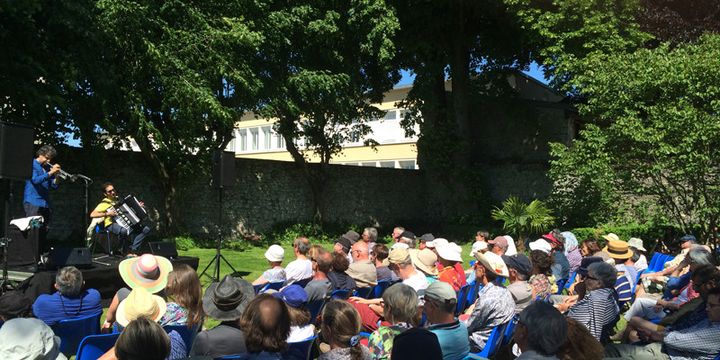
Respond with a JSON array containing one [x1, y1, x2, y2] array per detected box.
[[436, 243, 466, 291], [252, 244, 286, 286], [464, 252, 515, 352], [502, 254, 534, 314], [32, 266, 102, 326], [347, 241, 377, 288], [488, 236, 508, 256], [424, 281, 470, 360], [398, 231, 417, 249], [418, 233, 434, 250], [272, 285, 314, 343], [389, 248, 430, 294], [544, 231, 570, 283], [641, 234, 697, 284], [285, 236, 313, 286], [190, 275, 255, 357], [603, 239, 637, 307]]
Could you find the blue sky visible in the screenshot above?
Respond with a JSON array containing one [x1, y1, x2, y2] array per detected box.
[[395, 61, 548, 87]]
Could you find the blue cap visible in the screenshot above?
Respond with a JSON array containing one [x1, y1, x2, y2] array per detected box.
[[272, 285, 308, 308], [679, 234, 697, 243]]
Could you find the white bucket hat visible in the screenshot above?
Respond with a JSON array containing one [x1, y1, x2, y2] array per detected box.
[[436, 242, 463, 262], [628, 238, 646, 252], [264, 244, 285, 262], [529, 238, 552, 254]]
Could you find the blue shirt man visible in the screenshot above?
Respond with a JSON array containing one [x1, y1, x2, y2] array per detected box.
[[23, 145, 60, 215], [424, 281, 470, 360], [32, 266, 102, 326]]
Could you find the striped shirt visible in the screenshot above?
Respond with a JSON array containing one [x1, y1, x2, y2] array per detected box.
[[568, 287, 619, 343], [664, 319, 720, 360]]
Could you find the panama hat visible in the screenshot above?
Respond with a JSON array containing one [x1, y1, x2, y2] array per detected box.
[[118, 254, 173, 294], [409, 248, 439, 276], [202, 275, 255, 321], [602, 233, 621, 242], [116, 287, 167, 327], [603, 239, 634, 260], [474, 252, 509, 278]]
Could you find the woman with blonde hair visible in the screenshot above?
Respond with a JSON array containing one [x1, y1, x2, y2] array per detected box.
[[160, 263, 203, 327], [319, 300, 372, 360]]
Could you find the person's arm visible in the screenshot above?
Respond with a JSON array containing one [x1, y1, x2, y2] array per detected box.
[[90, 204, 116, 219], [465, 300, 489, 333], [102, 293, 121, 332], [252, 274, 268, 285]]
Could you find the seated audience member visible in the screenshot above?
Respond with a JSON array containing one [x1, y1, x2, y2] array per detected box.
[[398, 231, 417, 249], [190, 275, 254, 358], [334, 236, 352, 257], [115, 317, 170, 360], [100, 287, 186, 360], [0, 291, 33, 321], [272, 285, 315, 342], [160, 263, 203, 327], [0, 318, 65, 360], [239, 294, 291, 360], [567, 262, 619, 344], [391, 328, 443, 360], [32, 266, 102, 325], [319, 300, 373, 360], [514, 302, 568, 360], [470, 230, 490, 257], [389, 248, 429, 294], [410, 248, 439, 283], [103, 254, 173, 332], [368, 284, 419, 360], [464, 252, 515, 353], [580, 239, 611, 262], [347, 241, 377, 288], [603, 239, 637, 307], [561, 231, 582, 275], [554, 256, 604, 312], [543, 231, 570, 282], [628, 237, 648, 272], [557, 317, 603, 360], [391, 226, 404, 243], [305, 249, 333, 303], [285, 236, 313, 286], [528, 247, 557, 299], [328, 252, 357, 291], [488, 236, 509, 256], [362, 227, 378, 247], [372, 244, 395, 282], [253, 245, 286, 286], [605, 287, 720, 360], [419, 233, 436, 250], [436, 242, 466, 291], [502, 254, 534, 314], [424, 281, 470, 360]]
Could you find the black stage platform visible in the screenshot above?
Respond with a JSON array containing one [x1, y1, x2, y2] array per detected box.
[[12, 256, 199, 305]]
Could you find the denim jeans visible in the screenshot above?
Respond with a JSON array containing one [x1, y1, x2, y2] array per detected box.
[[107, 223, 151, 252]]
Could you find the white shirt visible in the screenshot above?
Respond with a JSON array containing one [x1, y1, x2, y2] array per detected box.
[[284, 258, 313, 285], [287, 324, 315, 343], [403, 270, 430, 294]]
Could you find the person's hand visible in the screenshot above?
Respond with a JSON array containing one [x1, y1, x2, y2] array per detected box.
[[49, 164, 61, 175], [653, 301, 664, 313], [101, 321, 113, 334], [106, 209, 118, 217]]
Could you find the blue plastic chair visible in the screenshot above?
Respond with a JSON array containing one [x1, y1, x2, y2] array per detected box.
[[455, 284, 472, 315], [466, 281, 480, 307], [565, 271, 577, 290], [372, 280, 392, 298], [266, 281, 285, 291], [285, 335, 316, 360], [164, 324, 200, 356], [353, 287, 374, 299], [331, 289, 350, 299], [556, 279, 568, 294], [51, 311, 102, 357], [474, 322, 507, 358], [647, 252, 661, 272], [253, 283, 266, 294], [307, 298, 325, 323], [502, 315, 519, 346], [294, 277, 313, 287], [75, 333, 121, 360]]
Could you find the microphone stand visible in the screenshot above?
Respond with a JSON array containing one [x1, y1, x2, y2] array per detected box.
[[75, 174, 93, 234]]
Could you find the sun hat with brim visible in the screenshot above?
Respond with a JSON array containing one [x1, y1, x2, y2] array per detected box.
[[116, 287, 167, 327], [628, 238, 646, 252], [409, 248, 438, 276], [390, 242, 410, 251], [436, 243, 463, 263], [603, 239, 634, 260], [265, 244, 285, 262], [426, 238, 448, 249], [118, 254, 173, 294], [388, 248, 411, 264], [602, 233, 621, 242], [0, 318, 63, 360], [473, 252, 509, 278], [469, 241, 488, 257], [529, 239, 552, 254], [203, 275, 255, 321]]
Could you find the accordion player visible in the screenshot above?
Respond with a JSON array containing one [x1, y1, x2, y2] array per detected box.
[[90, 182, 152, 255]]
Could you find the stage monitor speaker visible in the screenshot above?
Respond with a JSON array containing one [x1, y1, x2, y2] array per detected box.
[[212, 150, 235, 188], [6, 225, 39, 267], [0, 122, 34, 180], [149, 241, 178, 259], [49, 247, 92, 269]]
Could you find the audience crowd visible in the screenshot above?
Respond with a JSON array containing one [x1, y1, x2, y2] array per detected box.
[[0, 227, 718, 360]]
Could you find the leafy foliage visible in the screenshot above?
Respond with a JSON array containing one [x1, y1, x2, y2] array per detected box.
[[491, 196, 555, 245]]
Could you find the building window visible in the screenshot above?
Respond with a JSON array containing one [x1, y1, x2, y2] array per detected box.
[[250, 128, 259, 150], [383, 110, 397, 121], [238, 129, 247, 152], [349, 130, 360, 143], [379, 161, 395, 168], [399, 160, 416, 169], [345, 162, 358, 166], [262, 126, 271, 150], [361, 162, 377, 167], [275, 132, 285, 149]]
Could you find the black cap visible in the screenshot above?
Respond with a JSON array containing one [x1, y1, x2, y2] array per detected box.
[[502, 254, 532, 276], [335, 237, 351, 253], [578, 256, 604, 277], [419, 233, 435, 242], [400, 230, 416, 240]]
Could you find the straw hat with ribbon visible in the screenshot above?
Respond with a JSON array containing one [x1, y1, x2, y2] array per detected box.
[[116, 287, 167, 327], [603, 239, 634, 260], [118, 254, 173, 294]]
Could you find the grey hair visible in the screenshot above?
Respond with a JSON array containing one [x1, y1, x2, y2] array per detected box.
[[587, 262, 617, 288], [630, 249, 640, 263], [37, 145, 57, 159], [56, 266, 83, 297], [364, 227, 378, 242], [294, 237, 311, 255], [382, 284, 419, 325], [688, 246, 713, 267], [519, 302, 567, 356], [400, 236, 416, 249]]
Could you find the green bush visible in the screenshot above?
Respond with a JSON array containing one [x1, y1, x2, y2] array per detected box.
[[569, 223, 682, 252], [173, 236, 197, 251]]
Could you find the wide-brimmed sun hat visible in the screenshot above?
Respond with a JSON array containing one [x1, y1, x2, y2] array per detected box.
[[628, 238, 646, 252], [473, 252, 509, 278], [409, 248, 438, 276], [118, 254, 173, 294], [436, 242, 463, 263], [265, 244, 285, 262], [603, 239, 634, 260], [116, 287, 167, 327], [529, 239, 552, 254], [469, 241, 489, 257], [602, 233, 621, 242], [202, 275, 255, 321]]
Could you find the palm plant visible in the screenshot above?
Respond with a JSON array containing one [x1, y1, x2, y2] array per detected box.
[[491, 196, 555, 252]]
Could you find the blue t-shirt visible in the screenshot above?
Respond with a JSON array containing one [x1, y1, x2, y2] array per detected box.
[[23, 159, 58, 207], [428, 320, 470, 360], [551, 251, 570, 281], [32, 289, 103, 325]]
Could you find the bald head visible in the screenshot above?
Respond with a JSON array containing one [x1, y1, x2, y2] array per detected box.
[[352, 241, 369, 261]]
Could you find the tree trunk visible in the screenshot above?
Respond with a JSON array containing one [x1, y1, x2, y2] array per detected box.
[[282, 132, 326, 225], [135, 135, 179, 235]]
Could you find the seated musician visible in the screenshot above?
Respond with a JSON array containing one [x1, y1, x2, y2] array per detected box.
[[90, 182, 151, 256]]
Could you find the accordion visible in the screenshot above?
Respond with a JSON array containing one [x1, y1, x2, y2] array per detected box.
[[111, 195, 148, 231]]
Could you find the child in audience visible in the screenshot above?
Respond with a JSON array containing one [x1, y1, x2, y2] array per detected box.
[[273, 285, 315, 342], [319, 300, 372, 360], [160, 263, 203, 328]]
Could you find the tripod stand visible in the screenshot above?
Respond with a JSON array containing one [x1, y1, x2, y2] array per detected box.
[[199, 185, 237, 282], [0, 179, 13, 294]]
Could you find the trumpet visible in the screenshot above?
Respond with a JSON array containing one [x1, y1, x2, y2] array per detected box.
[[47, 162, 76, 182]]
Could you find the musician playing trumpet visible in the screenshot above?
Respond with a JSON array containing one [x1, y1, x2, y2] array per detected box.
[[23, 145, 62, 248], [90, 182, 151, 256]]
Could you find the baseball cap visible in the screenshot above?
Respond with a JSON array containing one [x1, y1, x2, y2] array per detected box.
[[388, 248, 411, 264], [272, 284, 308, 308], [488, 236, 508, 248], [424, 281, 457, 304], [529, 238, 552, 254], [502, 254, 532, 277]]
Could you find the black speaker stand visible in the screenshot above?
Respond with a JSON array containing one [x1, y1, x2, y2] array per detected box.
[[199, 185, 237, 282]]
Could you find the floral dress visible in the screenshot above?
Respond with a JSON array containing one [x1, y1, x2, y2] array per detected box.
[[367, 322, 412, 359], [529, 274, 557, 300]]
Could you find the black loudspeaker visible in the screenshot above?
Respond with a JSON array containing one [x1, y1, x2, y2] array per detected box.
[[6, 225, 39, 266], [149, 241, 178, 259], [49, 247, 92, 268], [212, 150, 235, 188], [0, 122, 34, 180]]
